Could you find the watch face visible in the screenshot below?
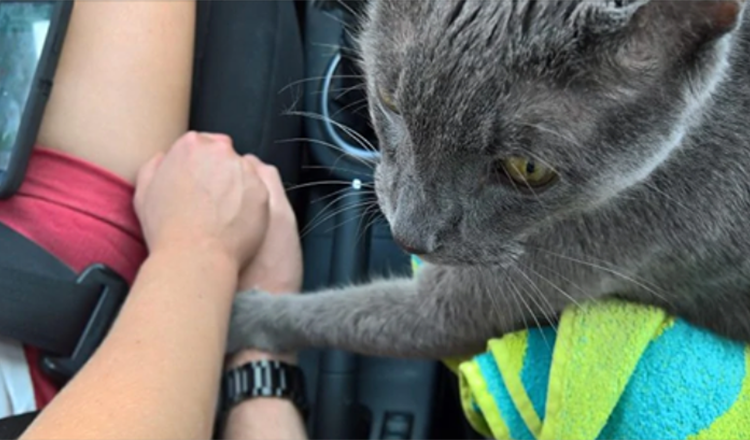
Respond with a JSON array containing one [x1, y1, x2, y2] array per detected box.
[[222, 360, 308, 416]]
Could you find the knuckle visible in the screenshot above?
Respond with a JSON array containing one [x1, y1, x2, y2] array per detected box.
[[213, 141, 235, 158], [213, 133, 233, 145], [207, 133, 233, 150], [181, 131, 201, 145], [265, 165, 281, 179]]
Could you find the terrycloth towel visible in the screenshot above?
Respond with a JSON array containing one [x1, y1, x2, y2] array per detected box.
[[411, 256, 750, 440]]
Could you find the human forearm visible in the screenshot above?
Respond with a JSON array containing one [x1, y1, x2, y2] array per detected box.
[[22, 244, 238, 440], [221, 163, 307, 440], [222, 308, 307, 440], [223, 398, 307, 440]]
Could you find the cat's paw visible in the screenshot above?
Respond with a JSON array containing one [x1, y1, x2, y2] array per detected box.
[[226, 289, 294, 354]]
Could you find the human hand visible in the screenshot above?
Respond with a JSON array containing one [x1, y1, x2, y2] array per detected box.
[[229, 160, 303, 367], [134, 132, 270, 272], [238, 160, 303, 295]]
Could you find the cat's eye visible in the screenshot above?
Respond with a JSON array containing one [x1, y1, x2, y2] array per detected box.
[[498, 156, 558, 189], [378, 86, 400, 114]]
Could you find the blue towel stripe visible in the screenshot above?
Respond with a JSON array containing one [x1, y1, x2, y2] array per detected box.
[[521, 327, 556, 422], [598, 319, 746, 440], [476, 353, 536, 440]]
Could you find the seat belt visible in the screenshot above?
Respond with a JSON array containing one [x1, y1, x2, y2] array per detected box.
[[0, 222, 129, 438], [0, 413, 37, 440]]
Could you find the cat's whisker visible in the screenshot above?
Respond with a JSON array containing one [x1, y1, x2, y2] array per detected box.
[[350, 104, 372, 116], [302, 199, 358, 239], [331, 97, 370, 118], [311, 83, 366, 96], [487, 269, 514, 328], [485, 273, 509, 333], [310, 83, 367, 97], [284, 180, 353, 193], [507, 279, 548, 343], [325, 129, 378, 170], [522, 265, 585, 310], [509, 269, 557, 349], [321, 9, 359, 33], [329, 150, 364, 176], [278, 74, 365, 95], [354, 203, 384, 245], [499, 272, 520, 337], [303, 197, 377, 238], [276, 137, 375, 169], [360, 209, 383, 236], [284, 110, 379, 155], [528, 261, 602, 307], [302, 191, 376, 237], [512, 266, 560, 336], [303, 164, 373, 178], [530, 247, 673, 306], [321, 200, 381, 236], [309, 185, 356, 205], [329, 0, 364, 21], [334, 84, 367, 102], [319, 0, 369, 36], [324, 115, 378, 154], [550, 250, 661, 293], [299, 188, 375, 238]]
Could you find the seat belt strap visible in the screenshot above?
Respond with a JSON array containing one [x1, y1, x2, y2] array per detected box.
[[0, 412, 37, 440], [0, 223, 129, 438]]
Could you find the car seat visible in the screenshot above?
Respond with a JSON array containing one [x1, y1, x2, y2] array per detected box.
[[0, 1, 475, 438]]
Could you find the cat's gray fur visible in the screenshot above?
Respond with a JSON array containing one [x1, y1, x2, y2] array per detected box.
[[229, 0, 750, 359]]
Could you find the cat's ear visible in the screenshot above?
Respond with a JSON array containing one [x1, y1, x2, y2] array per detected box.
[[638, 0, 744, 44], [585, 0, 745, 44], [582, 0, 745, 71]]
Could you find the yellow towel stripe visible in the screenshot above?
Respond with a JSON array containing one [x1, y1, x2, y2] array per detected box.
[[540, 301, 666, 440], [459, 360, 507, 439], [490, 333, 543, 438]]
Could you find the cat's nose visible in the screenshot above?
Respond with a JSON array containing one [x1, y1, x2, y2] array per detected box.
[[393, 235, 430, 256]]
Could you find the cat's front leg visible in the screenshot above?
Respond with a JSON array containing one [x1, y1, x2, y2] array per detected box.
[[227, 266, 504, 359]]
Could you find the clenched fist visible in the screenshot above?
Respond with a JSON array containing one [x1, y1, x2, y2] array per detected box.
[[134, 132, 270, 271]]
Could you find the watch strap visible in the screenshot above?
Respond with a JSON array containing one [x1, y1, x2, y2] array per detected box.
[[221, 359, 308, 418]]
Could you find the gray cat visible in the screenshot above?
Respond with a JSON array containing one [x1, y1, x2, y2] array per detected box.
[[229, 0, 750, 360]]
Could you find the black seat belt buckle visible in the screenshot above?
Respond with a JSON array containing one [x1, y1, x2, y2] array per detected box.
[[40, 264, 129, 385]]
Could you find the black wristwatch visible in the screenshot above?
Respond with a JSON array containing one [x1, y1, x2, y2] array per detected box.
[[220, 359, 308, 419]]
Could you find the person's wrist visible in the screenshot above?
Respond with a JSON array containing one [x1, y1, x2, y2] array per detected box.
[[150, 235, 241, 275], [222, 349, 307, 435], [228, 396, 301, 422], [223, 396, 307, 440], [238, 268, 302, 296]]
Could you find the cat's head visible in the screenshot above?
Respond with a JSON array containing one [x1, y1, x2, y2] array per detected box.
[[359, 0, 745, 265]]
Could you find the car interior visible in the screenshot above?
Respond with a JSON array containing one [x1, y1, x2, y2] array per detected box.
[[0, 0, 480, 438], [246, 1, 482, 438]]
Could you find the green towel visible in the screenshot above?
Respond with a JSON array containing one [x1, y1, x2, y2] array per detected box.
[[411, 256, 750, 440]]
